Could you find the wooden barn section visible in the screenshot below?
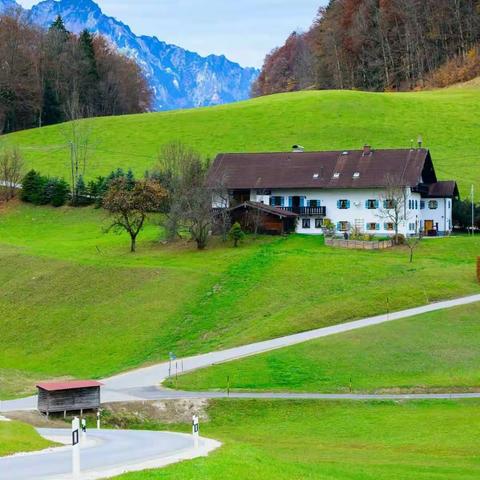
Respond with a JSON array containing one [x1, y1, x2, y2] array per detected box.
[[226, 201, 298, 235], [36, 381, 102, 417]]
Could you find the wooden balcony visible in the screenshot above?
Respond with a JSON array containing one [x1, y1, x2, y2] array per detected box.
[[278, 206, 327, 216]]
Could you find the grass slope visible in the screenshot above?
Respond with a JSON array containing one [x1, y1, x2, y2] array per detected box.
[[0, 420, 55, 457], [112, 399, 480, 480], [167, 303, 480, 394], [3, 87, 480, 198], [0, 204, 479, 399]]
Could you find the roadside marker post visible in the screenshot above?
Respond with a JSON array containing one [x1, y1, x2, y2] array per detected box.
[[81, 417, 87, 442], [72, 417, 80, 478], [192, 415, 199, 449], [97, 409, 101, 430]]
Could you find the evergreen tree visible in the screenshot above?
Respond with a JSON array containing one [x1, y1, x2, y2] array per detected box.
[[126, 169, 135, 190], [51, 179, 70, 207], [79, 29, 99, 110], [229, 222, 245, 247], [21, 170, 42, 204], [49, 15, 70, 37]]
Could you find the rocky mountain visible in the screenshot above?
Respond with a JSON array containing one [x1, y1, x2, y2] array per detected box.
[[0, 0, 258, 111]]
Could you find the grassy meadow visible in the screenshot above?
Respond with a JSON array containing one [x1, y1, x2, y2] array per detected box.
[[2, 87, 480, 199], [0, 203, 479, 399], [111, 399, 480, 480], [166, 303, 480, 394], [0, 420, 55, 457]]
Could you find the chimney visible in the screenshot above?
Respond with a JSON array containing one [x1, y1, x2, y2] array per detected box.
[[362, 144, 372, 156], [292, 145, 305, 153]]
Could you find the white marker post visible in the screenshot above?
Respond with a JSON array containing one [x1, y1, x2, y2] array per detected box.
[[192, 415, 199, 449], [81, 418, 87, 443], [97, 409, 101, 430], [72, 417, 80, 478]]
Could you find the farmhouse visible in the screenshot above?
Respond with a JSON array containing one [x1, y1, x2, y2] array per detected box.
[[208, 146, 459, 236]]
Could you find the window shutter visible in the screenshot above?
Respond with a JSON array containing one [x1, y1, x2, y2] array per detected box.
[[384, 223, 388, 230], [288, 197, 293, 207], [337, 222, 341, 231], [375, 200, 379, 209], [337, 200, 341, 209], [300, 197, 305, 207], [280, 197, 285, 207], [365, 200, 369, 209], [270, 197, 274, 206], [346, 200, 350, 209], [376, 223, 380, 231]]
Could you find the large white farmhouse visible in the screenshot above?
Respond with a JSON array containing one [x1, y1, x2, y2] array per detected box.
[[208, 146, 459, 237]]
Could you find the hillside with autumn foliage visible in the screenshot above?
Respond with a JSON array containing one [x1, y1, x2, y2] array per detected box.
[[252, 0, 480, 96]]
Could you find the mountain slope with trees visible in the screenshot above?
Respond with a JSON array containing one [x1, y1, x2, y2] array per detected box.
[[253, 0, 480, 96]]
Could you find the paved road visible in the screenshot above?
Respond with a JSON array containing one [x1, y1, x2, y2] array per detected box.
[[2, 293, 480, 412], [0, 428, 219, 480]]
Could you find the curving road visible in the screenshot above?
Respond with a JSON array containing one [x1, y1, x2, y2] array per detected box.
[[0, 428, 220, 480], [1, 293, 480, 413]]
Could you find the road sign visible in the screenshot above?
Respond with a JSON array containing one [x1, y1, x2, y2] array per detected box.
[[169, 352, 177, 361]]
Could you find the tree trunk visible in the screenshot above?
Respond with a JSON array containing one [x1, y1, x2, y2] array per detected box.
[[130, 234, 137, 253]]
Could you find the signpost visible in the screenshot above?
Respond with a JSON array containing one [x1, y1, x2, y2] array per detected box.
[[192, 415, 199, 449], [72, 417, 80, 478], [169, 352, 176, 378]]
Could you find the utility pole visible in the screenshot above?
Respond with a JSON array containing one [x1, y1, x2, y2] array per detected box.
[[471, 184, 475, 236]]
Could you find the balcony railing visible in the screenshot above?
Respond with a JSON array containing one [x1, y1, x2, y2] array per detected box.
[[278, 206, 327, 216]]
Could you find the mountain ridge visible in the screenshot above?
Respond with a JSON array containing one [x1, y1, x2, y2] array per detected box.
[[0, 0, 258, 110]]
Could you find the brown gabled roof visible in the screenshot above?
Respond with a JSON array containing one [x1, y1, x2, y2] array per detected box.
[[207, 148, 436, 189], [228, 201, 299, 218], [425, 181, 459, 198]]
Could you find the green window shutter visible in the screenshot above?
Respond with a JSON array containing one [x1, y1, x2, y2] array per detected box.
[[376, 223, 380, 231], [346, 200, 351, 209]]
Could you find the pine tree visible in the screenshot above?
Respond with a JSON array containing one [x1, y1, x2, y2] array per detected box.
[[229, 222, 245, 247], [79, 29, 99, 112], [20, 170, 42, 204], [49, 15, 70, 38], [126, 169, 135, 190], [51, 179, 70, 207]]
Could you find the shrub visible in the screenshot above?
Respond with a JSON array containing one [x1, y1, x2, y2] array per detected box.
[[229, 222, 245, 247], [21, 170, 70, 207]]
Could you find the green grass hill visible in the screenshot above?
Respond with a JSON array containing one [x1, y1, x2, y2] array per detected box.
[[2, 86, 480, 198]]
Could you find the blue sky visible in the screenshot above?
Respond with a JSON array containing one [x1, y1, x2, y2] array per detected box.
[[17, 0, 324, 67]]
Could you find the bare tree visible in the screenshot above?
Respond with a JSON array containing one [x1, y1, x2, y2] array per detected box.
[[103, 178, 167, 252], [155, 141, 215, 249], [246, 204, 266, 238], [405, 224, 422, 263], [0, 146, 23, 201], [377, 174, 410, 243], [63, 94, 93, 204]]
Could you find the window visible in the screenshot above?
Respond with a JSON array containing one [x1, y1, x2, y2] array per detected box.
[[384, 223, 394, 231], [428, 200, 438, 210], [315, 218, 323, 229], [309, 199, 320, 208], [384, 199, 395, 209], [415, 200, 418, 209], [420, 200, 425, 210], [302, 218, 311, 229], [409, 223, 416, 231], [353, 172, 360, 178], [367, 223, 378, 231], [338, 221, 349, 232], [270, 196, 283, 207], [333, 172, 340, 179], [366, 199, 378, 209], [337, 199, 350, 209]]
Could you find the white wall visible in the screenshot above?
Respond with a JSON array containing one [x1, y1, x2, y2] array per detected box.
[[236, 188, 453, 236]]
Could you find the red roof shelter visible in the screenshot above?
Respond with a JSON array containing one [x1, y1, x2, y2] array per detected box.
[[36, 380, 102, 417]]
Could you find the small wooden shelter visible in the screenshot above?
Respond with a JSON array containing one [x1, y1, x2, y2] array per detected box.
[[36, 380, 102, 417], [225, 201, 298, 235]]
